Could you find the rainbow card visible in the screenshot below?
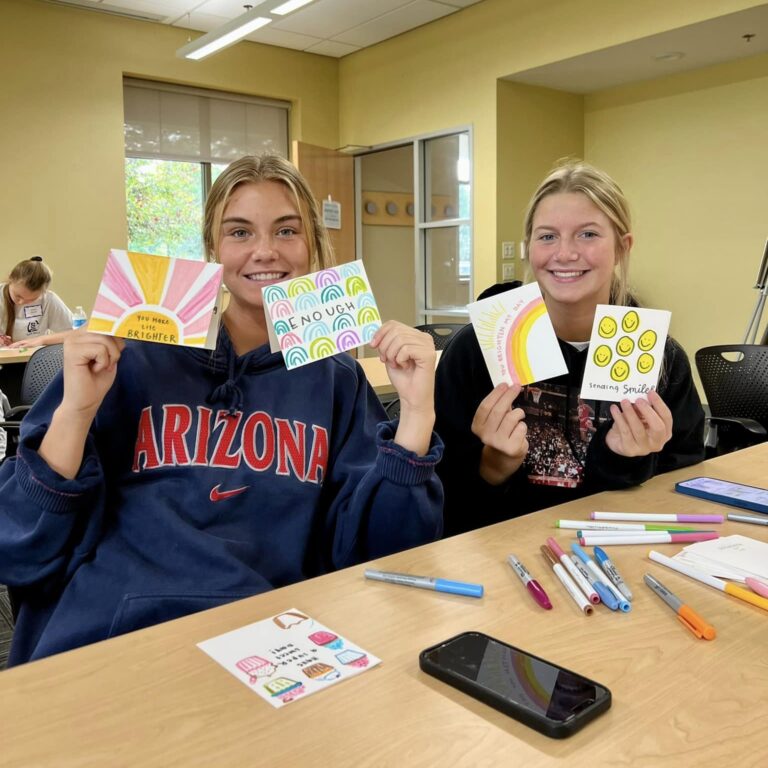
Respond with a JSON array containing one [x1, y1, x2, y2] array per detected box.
[[581, 304, 670, 402], [468, 282, 567, 386], [88, 249, 224, 349], [263, 261, 381, 370]]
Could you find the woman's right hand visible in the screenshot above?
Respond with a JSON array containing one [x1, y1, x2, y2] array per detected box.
[[472, 383, 529, 485], [60, 330, 125, 420]]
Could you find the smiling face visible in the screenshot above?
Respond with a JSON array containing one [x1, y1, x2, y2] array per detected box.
[[593, 344, 612, 367], [616, 335, 635, 357], [638, 329, 657, 351], [637, 353, 655, 374], [611, 359, 630, 382], [529, 192, 629, 319], [217, 180, 311, 317], [598, 316, 617, 338], [622, 310, 640, 333]]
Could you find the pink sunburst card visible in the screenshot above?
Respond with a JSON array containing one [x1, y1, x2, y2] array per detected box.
[[468, 282, 567, 386], [88, 249, 224, 349]]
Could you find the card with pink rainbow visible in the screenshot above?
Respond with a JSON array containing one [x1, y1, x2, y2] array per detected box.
[[88, 249, 224, 349], [468, 282, 567, 386]]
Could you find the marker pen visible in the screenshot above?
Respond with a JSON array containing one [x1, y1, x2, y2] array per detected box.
[[540, 545, 593, 616], [507, 554, 552, 609], [570, 555, 620, 611], [594, 546, 633, 601], [571, 543, 631, 612], [363, 568, 483, 598], [546, 537, 599, 605]]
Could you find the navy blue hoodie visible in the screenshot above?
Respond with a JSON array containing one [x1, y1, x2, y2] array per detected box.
[[0, 330, 443, 665]]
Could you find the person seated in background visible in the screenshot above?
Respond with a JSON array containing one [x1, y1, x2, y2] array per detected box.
[[0, 154, 443, 666], [435, 159, 705, 537], [0, 256, 73, 348]]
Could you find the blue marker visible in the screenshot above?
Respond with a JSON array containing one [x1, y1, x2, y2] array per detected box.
[[594, 546, 633, 601], [364, 568, 484, 598], [569, 556, 620, 611], [571, 543, 631, 612]]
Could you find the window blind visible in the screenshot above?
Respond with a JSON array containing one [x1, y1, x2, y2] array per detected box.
[[123, 78, 290, 163]]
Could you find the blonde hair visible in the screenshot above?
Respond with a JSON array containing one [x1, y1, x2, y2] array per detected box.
[[3, 256, 52, 337], [523, 159, 634, 307], [203, 154, 334, 271]]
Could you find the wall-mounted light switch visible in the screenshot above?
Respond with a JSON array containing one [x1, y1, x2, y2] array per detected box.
[[502, 241, 515, 260], [502, 263, 516, 281]]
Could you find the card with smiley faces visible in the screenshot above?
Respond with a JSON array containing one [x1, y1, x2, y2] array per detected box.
[[580, 305, 671, 402]]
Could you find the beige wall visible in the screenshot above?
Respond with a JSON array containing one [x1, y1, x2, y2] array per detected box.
[[0, 0, 339, 311], [496, 81, 584, 286], [585, 52, 768, 371]]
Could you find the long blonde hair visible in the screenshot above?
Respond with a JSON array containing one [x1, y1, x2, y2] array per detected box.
[[203, 154, 334, 271], [3, 256, 52, 337], [523, 159, 635, 307]]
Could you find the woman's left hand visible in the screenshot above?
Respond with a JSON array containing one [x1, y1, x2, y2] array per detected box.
[[605, 390, 673, 457], [369, 321, 436, 455]]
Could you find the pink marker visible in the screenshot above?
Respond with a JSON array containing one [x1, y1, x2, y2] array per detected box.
[[507, 554, 552, 609], [591, 512, 723, 523], [578, 532, 719, 546], [546, 538, 600, 604], [745, 577, 768, 599]]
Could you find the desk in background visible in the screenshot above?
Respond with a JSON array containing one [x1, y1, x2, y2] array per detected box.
[[358, 350, 442, 398], [0, 347, 38, 405], [1, 444, 766, 767]]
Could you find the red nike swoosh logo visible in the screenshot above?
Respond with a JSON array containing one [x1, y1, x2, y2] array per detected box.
[[210, 484, 249, 502]]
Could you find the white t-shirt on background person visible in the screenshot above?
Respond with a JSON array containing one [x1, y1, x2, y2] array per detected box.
[[0, 285, 73, 342]]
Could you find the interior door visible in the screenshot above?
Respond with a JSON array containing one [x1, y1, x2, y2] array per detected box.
[[291, 141, 355, 265]]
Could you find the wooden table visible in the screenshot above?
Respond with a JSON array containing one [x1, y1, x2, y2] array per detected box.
[[1, 445, 767, 767], [0, 347, 38, 365]]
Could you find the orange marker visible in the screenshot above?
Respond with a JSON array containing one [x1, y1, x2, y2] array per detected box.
[[644, 573, 715, 640]]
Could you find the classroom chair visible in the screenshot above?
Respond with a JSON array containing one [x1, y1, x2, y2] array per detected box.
[[414, 323, 466, 351], [695, 344, 768, 457], [0, 344, 64, 461]]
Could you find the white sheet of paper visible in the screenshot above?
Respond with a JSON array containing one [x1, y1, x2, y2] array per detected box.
[[197, 608, 381, 708], [673, 535, 768, 581], [467, 282, 567, 386], [580, 305, 671, 402]]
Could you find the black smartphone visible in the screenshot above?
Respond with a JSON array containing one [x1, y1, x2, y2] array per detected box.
[[419, 631, 611, 738]]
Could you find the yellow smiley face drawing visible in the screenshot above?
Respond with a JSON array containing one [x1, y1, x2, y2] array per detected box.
[[610, 360, 630, 382], [637, 353, 655, 374], [622, 310, 640, 333], [598, 316, 617, 338], [616, 336, 635, 357], [638, 329, 657, 351], [593, 344, 612, 367]]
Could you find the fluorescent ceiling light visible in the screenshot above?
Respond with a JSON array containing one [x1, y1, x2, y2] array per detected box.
[[177, 4, 271, 61], [272, 0, 315, 15]]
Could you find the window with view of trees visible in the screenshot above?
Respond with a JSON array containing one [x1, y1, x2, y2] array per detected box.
[[123, 79, 290, 260]]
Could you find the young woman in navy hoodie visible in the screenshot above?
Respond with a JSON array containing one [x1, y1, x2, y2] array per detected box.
[[0, 155, 443, 665]]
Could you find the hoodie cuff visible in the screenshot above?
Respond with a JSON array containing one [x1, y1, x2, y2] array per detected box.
[[375, 420, 443, 486], [16, 424, 103, 514]]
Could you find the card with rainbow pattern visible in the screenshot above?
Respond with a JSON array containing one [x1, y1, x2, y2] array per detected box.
[[468, 282, 567, 386], [263, 261, 381, 370], [580, 304, 670, 402], [88, 249, 224, 349]]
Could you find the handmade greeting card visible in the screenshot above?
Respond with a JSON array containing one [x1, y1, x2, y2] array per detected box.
[[467, 282, 567, 386], [262, 261, 381, 369], [87, 249, 224, 349], [197, 608, 381, 708], [580, 305, 671, 402]]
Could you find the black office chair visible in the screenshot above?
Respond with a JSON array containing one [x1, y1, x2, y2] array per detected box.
[[695, 344, 768, 457], [384, 397, 401, 421], [0, 344, 64, 461], [415, 322, 466, 351]]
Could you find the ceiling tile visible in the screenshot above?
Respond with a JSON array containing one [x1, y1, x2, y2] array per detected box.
[[333, 0, 454, 48], [303, 39, 361, 58], [272, 0, 410, 39], [245, 27, 324, 50]]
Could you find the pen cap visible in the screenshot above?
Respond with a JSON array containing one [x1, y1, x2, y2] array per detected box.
[[434, 579, 484, 598]]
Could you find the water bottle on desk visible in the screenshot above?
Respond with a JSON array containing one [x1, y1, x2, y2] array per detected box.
[[72, 306, 87, 330]]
